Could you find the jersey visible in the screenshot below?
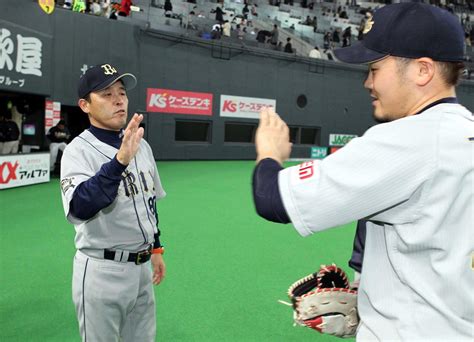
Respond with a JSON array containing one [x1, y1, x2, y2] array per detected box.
[[60, 129, 166, 252], [278, 103, 474, 340]]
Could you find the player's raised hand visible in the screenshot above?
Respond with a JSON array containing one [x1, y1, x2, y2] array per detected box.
[[117, 113, 144, 166], [255, 107, 292, 165]]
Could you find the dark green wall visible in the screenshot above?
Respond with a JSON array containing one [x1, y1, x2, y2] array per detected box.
[[2, 0, 473, 159]]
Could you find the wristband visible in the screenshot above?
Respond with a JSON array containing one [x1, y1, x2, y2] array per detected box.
[[152, 247, 164, 255]]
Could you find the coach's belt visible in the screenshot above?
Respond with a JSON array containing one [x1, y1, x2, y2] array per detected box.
[[104, 246, 152, 265]]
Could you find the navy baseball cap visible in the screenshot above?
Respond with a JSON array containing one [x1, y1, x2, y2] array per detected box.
[[77, 63, 137, 99], [334, 3, 465, 64]]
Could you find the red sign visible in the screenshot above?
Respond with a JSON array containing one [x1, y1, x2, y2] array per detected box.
[[0, 161, 19, 184], [146, 88, 213, 115]]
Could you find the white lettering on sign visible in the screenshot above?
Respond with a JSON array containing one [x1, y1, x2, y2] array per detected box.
[[0, 28, 43, 77]]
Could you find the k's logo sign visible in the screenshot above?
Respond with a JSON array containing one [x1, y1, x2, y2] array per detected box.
[[101, 64, 117, 75], [222, 100, 237, 113]]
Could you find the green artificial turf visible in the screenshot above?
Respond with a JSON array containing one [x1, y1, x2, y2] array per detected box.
[[0, 161, 356, 341]]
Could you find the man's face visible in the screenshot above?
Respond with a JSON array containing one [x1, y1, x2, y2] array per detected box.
[[80, 81, 128, 131], [364, 57, 415, 123]]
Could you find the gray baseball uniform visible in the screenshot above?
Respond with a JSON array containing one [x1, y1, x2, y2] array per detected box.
[[61, 129, 165, 341]]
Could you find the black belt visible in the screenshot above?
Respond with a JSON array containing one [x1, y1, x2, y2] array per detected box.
[[104, 247, 152, 265]]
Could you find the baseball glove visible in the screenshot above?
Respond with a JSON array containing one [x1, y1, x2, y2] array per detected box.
[[282, 264, 359, 338]]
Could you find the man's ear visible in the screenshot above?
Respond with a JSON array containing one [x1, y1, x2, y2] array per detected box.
[[78, 98, 90, 114], [414, 57, 435, 87]]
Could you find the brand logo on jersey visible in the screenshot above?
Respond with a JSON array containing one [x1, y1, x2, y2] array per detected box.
[[298, 161, 315, 180], [60, 177, 75, 194], [0, 161, 19, 184], [101, 64, 117, 75]]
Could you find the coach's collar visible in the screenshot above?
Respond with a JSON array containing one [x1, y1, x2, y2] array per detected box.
[[89, 125, 122, 149]]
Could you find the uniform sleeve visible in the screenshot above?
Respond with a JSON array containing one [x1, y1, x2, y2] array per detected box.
[[60, 142, 126, 224], [278, 117, 437, 236], [69, 156, 127, 220]]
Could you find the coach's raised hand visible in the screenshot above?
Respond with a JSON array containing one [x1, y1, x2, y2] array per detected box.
[[117, 113, 144, 166], [255, 107, 292, 165]]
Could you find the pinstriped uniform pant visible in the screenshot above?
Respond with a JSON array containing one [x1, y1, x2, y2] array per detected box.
[[72, 250, 156, 342]]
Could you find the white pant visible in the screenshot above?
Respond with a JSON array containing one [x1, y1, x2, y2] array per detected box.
[[73, 250, 156, 342], [0, 140, 19, 154], [50, 142, 67, 170]]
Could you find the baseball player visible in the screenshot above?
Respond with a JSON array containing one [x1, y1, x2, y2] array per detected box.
[[47, 120, 70, 171], [60, 63, 166, 341], [252, 3, 473, 341]]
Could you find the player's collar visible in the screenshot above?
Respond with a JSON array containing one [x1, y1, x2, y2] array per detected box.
[[415, 97, 458, 115], [89, 125, 122, 149]]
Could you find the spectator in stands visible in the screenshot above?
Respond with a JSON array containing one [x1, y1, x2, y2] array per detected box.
[[47, 120, 71, 172], [118, 0, 132, 17], [100, 0, 111, 16], [312, 16, 317, 32], [164, 0, 173, 14], [0, 114, 20, 155], [270, 24, 279, 47], [90, 0, 102, 15], [247, 7, 254, 27], [326, 49, 335, 60], [323, 31, 331, 51], [284, 37, 293, 53], [358, 11, 373, 40], [236, 24, 245, 40], [222, 20, 231, 37], [251, 5, 258, 18], [332, 28, 341, 46], [342, 26, 352, 47], [243, 4, 249, 20], [256, 30, 271, 45], [109, 3, 119, 19], [465, 32, 472, 48], [309, 46, 321, 59], [211, 25, 222, 40], [303, 15, 312, 26], [339, 7, 349, 19], [73, 0, 86, 12], [211, 6, 225, 23]]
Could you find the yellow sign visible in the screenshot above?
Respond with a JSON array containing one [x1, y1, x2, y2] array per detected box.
[[38, 0, 55, 14]]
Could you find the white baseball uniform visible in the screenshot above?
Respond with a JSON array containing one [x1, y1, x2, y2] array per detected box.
[[278, 103, 474, 341]]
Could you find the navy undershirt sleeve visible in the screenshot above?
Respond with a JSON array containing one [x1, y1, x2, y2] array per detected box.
[[348, 219, 367, 273], [252, 158, 290, 223], [69, 156, 127, 220]]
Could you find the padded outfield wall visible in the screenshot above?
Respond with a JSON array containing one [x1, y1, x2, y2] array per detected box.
[[2, 0, 473, 159]]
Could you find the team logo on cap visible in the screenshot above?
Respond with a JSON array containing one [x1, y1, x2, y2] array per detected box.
[[363, 18, 374, 34], [101, 64, 117, 75]]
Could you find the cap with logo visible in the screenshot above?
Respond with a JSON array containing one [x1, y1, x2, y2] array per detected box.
[[77, 63, 137, 99], [334, 2, 465, 64]]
